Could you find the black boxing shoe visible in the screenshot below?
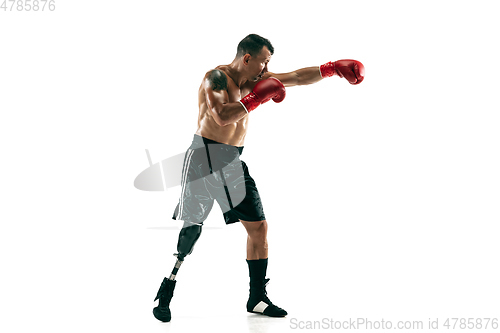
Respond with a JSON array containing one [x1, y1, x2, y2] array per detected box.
[[246, 278, 287, 317], [153, 278, 176, 322]]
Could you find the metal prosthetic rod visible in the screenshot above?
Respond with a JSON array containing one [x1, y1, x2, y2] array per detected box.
[[168, 256, 183, 281], [168, 222, 203, 281]]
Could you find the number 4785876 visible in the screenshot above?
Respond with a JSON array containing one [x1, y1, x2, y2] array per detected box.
[[1, 0, 56, 11]]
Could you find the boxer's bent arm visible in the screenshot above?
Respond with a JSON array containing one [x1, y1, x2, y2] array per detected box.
[[264, 67, 323, 87], [204, 72, 247, 127]]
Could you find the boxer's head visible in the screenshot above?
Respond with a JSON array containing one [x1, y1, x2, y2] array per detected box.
[[237, 34, 274, 58], [237, 34, 274, 81]]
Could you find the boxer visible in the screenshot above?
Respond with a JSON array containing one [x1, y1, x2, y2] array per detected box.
[[153, 34, 364, 322]]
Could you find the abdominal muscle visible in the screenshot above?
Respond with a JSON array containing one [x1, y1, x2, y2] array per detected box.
[[195, 103, 248, 147]]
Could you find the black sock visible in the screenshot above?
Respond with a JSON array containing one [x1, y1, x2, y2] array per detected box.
[[246, 258, 268, 285], [245, 258, 287, 317]]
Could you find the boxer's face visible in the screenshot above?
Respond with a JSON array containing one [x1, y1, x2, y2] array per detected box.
[[248, 46, 272, 81]]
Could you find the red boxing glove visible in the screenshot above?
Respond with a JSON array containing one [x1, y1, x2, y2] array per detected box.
[[320, 59, 365, 85], [239, 77, 286, 113]]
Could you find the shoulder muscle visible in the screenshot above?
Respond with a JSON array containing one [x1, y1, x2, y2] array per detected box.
[[206, 69, 228, 91]]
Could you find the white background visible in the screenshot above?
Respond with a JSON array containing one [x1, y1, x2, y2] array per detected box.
[[1, 1, 499, 332]]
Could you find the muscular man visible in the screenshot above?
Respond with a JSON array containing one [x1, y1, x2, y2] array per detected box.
[[153, 34, 364, 322]]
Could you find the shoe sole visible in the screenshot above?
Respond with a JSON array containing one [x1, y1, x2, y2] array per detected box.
[[247, 310, 287, 318], [153, 307, 171, 322]]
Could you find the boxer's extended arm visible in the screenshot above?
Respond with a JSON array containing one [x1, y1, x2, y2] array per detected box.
[[204, 71, 248, 127], [265, 67, 322, 87], [266, 59, 365, 87]]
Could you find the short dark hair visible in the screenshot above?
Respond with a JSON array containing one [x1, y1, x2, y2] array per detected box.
[[236, 34, 274, 58]]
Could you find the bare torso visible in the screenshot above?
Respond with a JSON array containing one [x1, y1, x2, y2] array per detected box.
[[195, 65, 255, 147]]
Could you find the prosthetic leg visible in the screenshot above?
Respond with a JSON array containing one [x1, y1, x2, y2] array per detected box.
[[153, 222, 202, 322]]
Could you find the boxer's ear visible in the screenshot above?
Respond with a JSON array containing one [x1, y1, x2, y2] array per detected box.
[[243, 53, 251, 65]]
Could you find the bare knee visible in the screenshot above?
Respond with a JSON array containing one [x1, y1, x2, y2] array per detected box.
[[243, 220, 268, 243], [254, 220, 268, 236]]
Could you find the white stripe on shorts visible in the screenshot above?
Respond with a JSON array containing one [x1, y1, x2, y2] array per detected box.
[[178, 148, 194, 219]]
